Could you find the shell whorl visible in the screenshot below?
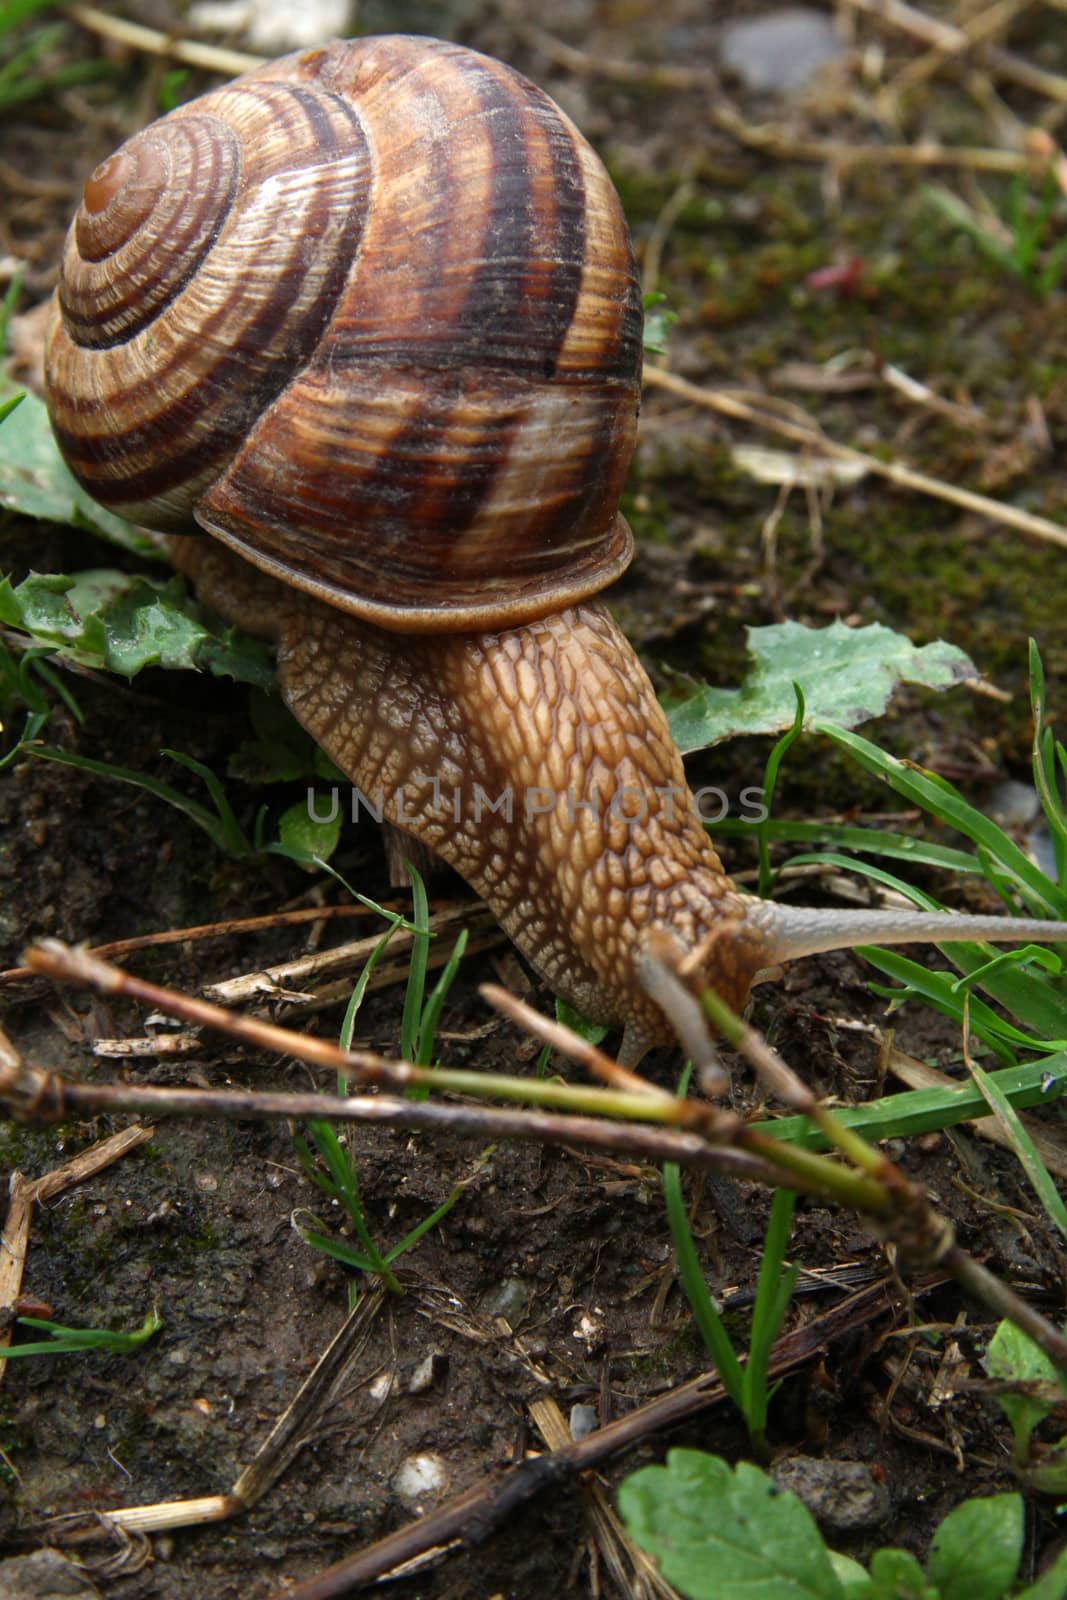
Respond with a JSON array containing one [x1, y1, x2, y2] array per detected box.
[[45, 36, 644, 632]]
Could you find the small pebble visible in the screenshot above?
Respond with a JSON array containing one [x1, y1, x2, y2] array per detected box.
[[188, 0, 355, 53], [0, 1549, 101, 1598], [408, 1352, 447, 1394], [720, 8, 844, 93], [394, 1453, 448, 1508], [773, 1454, 890, 1532], [569, 1403, 598, 1441], [481, 1278, 528, 1321]]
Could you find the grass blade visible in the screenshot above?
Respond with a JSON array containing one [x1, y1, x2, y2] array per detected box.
[[963, 1045, 1067, 1240], [400, 864, 431, 1063], [663, 1158, 744, 1408], [755, 1051, 1067, 1148]]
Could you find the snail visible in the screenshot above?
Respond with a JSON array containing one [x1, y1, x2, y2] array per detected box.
[[43, 35, 1067, 1064]]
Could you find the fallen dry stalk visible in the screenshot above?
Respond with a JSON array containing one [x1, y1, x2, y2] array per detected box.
[[0, 900, 402, 996], [65, 3, 263, 75], [841, 0, 1067, 103], [529, 1396, 682, 1600], [643, 366, 1067, 551], [709, 101, 1041, 174], [270, 1276, 909, 1599], [99, 1291, 387, 1534]]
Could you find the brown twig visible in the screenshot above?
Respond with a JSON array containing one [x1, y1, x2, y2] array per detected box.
[[643, 366, 1067, 550], [528, 1397, 681, 1600], [841, 0, 1067, 104], [501, 7, 716, 91], [709, 101, 1040, 174], [0, 1056, 788, 1191], [65, 4, 263, 76], [0, 901, 407, 993]]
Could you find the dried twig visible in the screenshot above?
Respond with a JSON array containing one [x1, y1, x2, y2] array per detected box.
[[65, 4, 263, 76], [0, 901, 403, 994], [841, 0, 1067, 104], [0, 1054, 787, 1191], [709, 101, 1040, 174], [529, 1396, 682, 1600], [643, 365, 1067, 550], [501, 6, 716, 91], [203, 905, 496, 1006], [100, 1292, 387, 1533]]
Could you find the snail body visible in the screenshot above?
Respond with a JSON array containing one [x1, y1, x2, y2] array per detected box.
[[45, 37, 1067, 1063]]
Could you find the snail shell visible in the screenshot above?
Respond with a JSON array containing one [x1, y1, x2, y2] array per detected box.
[[45, 35, 643, 632]]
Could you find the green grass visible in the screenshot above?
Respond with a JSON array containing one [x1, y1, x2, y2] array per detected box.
[[292, 866, 468, 1301]]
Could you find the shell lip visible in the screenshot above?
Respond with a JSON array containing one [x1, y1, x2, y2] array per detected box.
[[192, 510, 635, 634]]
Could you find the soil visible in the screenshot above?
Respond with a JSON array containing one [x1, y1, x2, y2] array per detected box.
[[2, 3, 1067, 1597]]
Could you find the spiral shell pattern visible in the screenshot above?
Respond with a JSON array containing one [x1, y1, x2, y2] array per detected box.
[[45, 36, 643, 631]]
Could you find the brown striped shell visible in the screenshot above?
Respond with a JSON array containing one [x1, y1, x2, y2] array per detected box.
[[44, 35, 643, 633]]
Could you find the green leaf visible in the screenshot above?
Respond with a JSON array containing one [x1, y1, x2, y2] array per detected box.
[[618, 1449, 844, 1600], [828, 1553, 873, 1600], [668, 621, 975, 753], [1015, 1547, 1067, 1600], [964, 1054, 1067, 1239], [983, 1321, 1067, 1461], [926, 1494, 1023, 1600], [865, 1548, 934, 1600], [231, 692, 322, 782], [555, 998, 609, 1044], [753, 1051, 1067, 1149], [0, 568, 275, 687], [278, 797, 342, 864], [0, 383, 157, 552]]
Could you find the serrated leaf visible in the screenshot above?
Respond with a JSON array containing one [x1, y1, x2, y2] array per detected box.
[[667, 620, 976, 753], [1, 568, 275, 687], [618, 1449, 844, 1600], [927, 1493, 1022, 1600], [0, 383, 158, 553]]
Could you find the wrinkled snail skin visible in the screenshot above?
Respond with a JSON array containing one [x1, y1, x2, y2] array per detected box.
[[46, 36, 1067, 1065], [167, 535, 764, 1063]]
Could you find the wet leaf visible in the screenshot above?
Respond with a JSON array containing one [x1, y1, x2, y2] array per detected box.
[[618, 1449, 844, 1600], [0, 383, 158, 553], [0, 568, 275, 687], [668, 620, 976, 753]]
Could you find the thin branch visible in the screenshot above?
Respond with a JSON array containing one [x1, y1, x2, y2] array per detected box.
[[710, 101, 1039, 174], [65, 4, 264, 76], [643, 366, 1067, 551], [840, 0, 1067, 104], [0, 901, 403, 993], [0, 1059, 788, 1191]]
